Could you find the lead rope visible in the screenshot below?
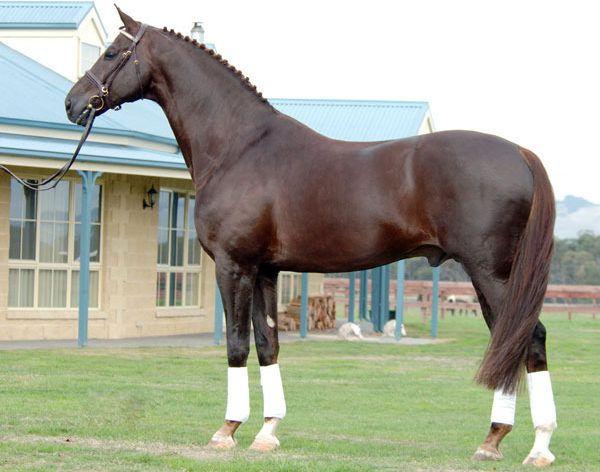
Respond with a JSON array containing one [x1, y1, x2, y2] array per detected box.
[[0, 107, 96, 191]]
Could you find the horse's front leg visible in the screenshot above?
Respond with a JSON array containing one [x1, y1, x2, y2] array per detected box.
[[209, 259, 257, 450], [249, 267, 286, 452]]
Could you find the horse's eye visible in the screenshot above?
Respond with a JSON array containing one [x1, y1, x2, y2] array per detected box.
[[104, 48, 117, 60]]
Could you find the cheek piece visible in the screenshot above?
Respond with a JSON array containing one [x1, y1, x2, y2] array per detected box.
[[84, 24, 147, 113]]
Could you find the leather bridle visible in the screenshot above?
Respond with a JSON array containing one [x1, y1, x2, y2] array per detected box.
[[84, 23, 147, 113], [0, 24, 148, 191]]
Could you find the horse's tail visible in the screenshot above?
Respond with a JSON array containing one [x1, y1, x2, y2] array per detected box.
[[475, 148, 555, 393]]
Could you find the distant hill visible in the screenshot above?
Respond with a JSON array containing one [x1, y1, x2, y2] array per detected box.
[[555, 195, 600, 239]]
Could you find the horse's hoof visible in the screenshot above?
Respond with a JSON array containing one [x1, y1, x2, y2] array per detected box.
[[522, 449, 555, 467], [472, 446, 503, 461], [249, 434, 280, 452], [208, 434, 236, 450]]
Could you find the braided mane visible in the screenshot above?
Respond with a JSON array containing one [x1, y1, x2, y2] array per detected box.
[[162, 27, 273, 109]]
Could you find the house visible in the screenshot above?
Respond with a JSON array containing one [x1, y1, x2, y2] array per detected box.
[[0, 1, 432, 341]]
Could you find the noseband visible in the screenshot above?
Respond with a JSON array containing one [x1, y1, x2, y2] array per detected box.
[[84, 23, 147, 112]]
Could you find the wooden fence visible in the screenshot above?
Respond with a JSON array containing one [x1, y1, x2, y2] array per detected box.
[[323, 278, 600, 320]]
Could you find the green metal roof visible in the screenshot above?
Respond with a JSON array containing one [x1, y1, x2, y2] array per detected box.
[[271, 98, 429, 141], [0, 37, 430, 172], [0, 1, 106, 36]]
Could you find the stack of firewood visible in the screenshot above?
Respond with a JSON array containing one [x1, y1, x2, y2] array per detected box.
[[278, 295, 336, 331]]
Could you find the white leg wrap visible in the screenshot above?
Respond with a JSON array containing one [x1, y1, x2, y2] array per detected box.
[[490, 388, 517, 425], [527, 371, 557, 428], [523, 371, 557, 465], [260, 364, 286, 419], [225, 367, 250, 423]]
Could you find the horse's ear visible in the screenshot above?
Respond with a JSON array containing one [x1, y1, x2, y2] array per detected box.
[[114, 4, 137, 32]]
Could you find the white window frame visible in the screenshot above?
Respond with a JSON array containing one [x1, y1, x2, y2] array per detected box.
[[156, 188, 202, 310], [277, 271, 302, 310], [7, 176, 103, 311]]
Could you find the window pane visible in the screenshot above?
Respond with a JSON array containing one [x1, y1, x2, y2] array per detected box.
[[22, 221, 36, 260], [293, 274, 301, 299], [40, 181, 69, 221], [71, 271, 78, 307], [9, 179, 23, 218], [158, 191, 170, 228], [9, 220, 21, 259], [169, 272, 183, 306], [171, 193, 185, 229], [90, 271, 99, 308], [187, 197, 196, 229], [39, 222, 53, 262], [10, 180, 37, 219], [54, 223, 68, 263], [19, 269, 34, 307], [23, 185, 36, 219], [38, 270, 52, 307], [156, 272, 167, 307], [281, 274, 291, 305], [188, 228, 201, 265], [71, 270, 99, 308], [54, 182, 69, 221], [170, 229, 184, 266], [8, 269, 19, 307], [157, 228, 169, 264], [185, 272, 199, 306], [53, 270, 67, 307], [39, 270, 67, 307]]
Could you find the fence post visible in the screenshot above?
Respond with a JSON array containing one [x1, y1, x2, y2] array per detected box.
[[371, 267, 381, 331], [395, 260, 405, 340], [430, 266, 440, 338], [348, 272, 356, 322], [300, 273, 309, 338], [359, 271, 368, 320], [381, 265, 390, 328]]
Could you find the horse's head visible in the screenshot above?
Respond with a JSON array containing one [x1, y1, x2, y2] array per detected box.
[[65, 6, 152, 125]]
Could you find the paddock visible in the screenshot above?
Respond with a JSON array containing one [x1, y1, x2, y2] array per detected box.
[[0, 311, 596, 471]]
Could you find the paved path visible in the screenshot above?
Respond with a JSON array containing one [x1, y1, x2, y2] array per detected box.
[[0, 331, 439, 350]]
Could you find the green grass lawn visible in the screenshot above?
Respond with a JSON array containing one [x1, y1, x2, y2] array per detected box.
[[0, 312, 598, 471]]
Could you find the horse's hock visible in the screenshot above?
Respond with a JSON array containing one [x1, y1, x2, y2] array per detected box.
[[278, 295, 336, 331]]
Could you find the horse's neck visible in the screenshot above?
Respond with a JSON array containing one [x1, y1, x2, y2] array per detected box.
[[148, 40, 276, 185]]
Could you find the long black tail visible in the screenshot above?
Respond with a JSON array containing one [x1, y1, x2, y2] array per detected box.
[[475, 148, 555, 393]]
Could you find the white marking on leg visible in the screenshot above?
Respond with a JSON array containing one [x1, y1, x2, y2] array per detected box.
[[491, 388, 517, 425], [266, 315, 276, 328], [523, 371, 557, 466], [473, 389, 516, 460], [225, 366, 250, 422], [250, 364, 285, 451], [260, 363, 286, 418]]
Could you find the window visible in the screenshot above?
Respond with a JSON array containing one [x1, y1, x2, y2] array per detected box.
[[278, 272, 302, 307], [8, 178, 102, 309], [80, 42, 101, 76], [156, 190, 202, 307]]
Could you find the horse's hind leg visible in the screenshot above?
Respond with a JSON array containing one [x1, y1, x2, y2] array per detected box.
[[209, 258, 257, 450], [522, 321, 557, 467], [249, 267, 286, 452], [469, 272, 516, 462]]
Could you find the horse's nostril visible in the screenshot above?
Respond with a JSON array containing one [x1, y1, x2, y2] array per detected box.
[[65, 98, 72, 111]]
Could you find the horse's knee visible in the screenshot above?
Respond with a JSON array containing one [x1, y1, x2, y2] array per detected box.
[[255, 337, 278, 366], [227, 344, 250, 367]]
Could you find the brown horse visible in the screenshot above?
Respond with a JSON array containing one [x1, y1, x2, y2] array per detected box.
[[66, 8, 557, 466]]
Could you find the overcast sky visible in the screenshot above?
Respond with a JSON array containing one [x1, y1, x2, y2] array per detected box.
[[93, 0, 599, 202]]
